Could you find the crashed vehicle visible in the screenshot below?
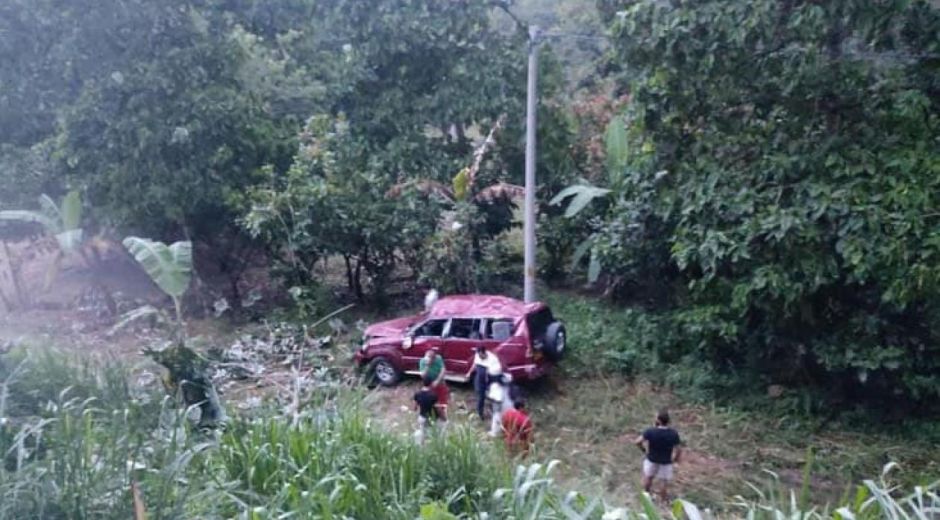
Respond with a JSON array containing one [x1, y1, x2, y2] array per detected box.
[[355, 294, 565, 386]]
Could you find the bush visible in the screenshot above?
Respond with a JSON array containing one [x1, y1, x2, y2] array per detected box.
[[561, 0, 940, 408], [545, 291, 672, 376]]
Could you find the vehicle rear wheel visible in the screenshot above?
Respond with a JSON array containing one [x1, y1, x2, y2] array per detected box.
[[367, 356, 401, 387], [542, 322, 566, 361]]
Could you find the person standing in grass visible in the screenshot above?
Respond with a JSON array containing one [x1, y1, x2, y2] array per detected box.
[[413, 376, 438, 444], [501, 399, 533, 457], [487, 371, 513, 437], [634, 409, 682, 502], [466, 345, 502, 421], [419, 347, 448, 421]]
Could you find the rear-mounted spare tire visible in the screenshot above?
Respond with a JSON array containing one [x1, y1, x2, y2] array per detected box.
[[367, 356, 401, 387], [542, 322, 566, 361]]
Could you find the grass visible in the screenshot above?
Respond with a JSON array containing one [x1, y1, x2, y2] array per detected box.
[[1, 346, 939, 519], [534, 289, 940, 508]]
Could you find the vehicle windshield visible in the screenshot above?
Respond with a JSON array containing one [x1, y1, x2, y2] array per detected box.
[[412, 319, 446, 337]]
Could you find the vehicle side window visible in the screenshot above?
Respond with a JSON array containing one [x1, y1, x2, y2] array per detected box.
[[484, 319, 514, 340], [448, 318, 481, 339], [414, 319, 447, 337]]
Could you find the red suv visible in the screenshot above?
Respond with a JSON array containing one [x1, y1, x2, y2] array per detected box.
[[355, 295, 565, 386]]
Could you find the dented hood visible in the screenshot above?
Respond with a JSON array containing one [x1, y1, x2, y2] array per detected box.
[[363, 315, 421, 338]]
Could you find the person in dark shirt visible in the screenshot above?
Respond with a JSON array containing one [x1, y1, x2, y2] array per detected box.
[[633, 409, 682, 502], [413, 377, 438, 443]]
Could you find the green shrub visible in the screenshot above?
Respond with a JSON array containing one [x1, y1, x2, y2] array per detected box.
[[556, 0, 940, 409], [545, 291, 671, 376]]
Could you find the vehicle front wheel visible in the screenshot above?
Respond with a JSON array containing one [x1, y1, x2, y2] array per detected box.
[[367, 356, 401, 387], [542, 322, 566, 361]]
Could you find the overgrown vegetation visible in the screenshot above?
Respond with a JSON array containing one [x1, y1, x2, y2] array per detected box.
[[1, 350, 937, 519], [553, 0, 940, 410], [2, 0, 940, 516]]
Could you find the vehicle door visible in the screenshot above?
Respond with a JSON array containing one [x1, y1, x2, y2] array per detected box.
[[441, 318, 483, 378], [401, 318, 448, 373], [479, 317, 518, 370]]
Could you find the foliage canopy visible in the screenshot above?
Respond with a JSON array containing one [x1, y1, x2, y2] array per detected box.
[[578, 0, 940, 404]]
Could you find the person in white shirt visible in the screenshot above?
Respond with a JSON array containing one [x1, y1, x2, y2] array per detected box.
[[487, 371, 514, 437], [466, 345, 502, 421]]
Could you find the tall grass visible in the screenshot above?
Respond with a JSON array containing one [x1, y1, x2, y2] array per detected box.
[[1, 348, 936, 519]]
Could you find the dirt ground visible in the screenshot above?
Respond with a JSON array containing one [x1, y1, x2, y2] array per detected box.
[[355, 372, 940, 512], [359, 376, 772, 511]]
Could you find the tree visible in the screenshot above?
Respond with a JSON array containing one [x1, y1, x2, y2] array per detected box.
[[57, 6, 296, 238], [239, 0, 533, 301], [589, 0, 940, 404], [243, 115, 444, 301]]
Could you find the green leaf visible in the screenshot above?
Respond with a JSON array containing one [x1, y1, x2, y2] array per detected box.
[[570, 239, 593, 272], [38, 194, 61, 224], [852, 484, 869, 511], [548, 185, 586, 206], [452, 167, 470, 201], [123, 237, 193, 299], [605, 116, 629, 184], [549, 184, 611, 218], [587, 250, 601, 283], [59, 190, 82, 231], [639, 492, 661, 519], [420, 502, 458, 520]]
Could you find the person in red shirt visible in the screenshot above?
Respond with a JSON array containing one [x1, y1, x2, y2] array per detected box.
[[501, 399, 533, 456]]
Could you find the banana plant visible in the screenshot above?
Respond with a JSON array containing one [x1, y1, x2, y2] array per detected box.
[[0, 191, 118, 313], [122, 237, 192, 335], [0, 191, 83, 289], [387, 115, 525, 208], [548, 117, 629, 283], [119, 236, 224, 429]]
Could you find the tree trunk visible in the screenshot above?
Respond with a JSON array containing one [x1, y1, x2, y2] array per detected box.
[[353, 258, 364, 301], [343, 254, 355, 293], [228, 274, 241, 311]]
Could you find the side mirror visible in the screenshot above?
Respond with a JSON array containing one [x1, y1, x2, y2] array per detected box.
[[403, 336, 414, 349]]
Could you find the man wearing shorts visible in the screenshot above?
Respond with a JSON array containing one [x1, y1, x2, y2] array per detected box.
[[634, 409, 682, 502], [419, 347, 449, 421]]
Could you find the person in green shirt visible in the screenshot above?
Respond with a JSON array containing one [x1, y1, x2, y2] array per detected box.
[[419, 348, 449, 421]]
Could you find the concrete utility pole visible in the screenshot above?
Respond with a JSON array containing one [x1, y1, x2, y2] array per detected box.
[[523, 25, 539, 303]]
